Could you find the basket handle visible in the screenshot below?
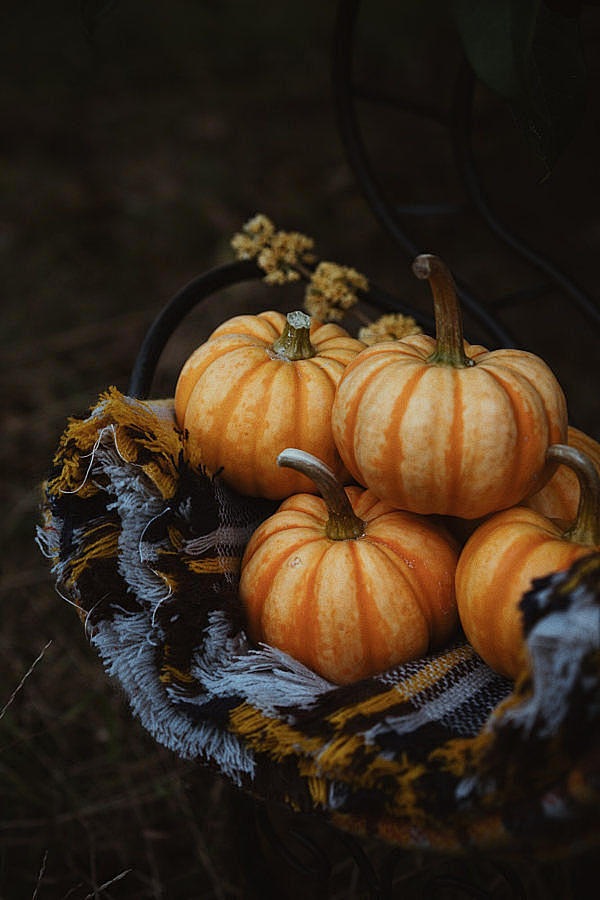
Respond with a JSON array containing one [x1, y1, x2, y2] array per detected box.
[[128, 260, 262, 399], [127, 259, 436, 399]]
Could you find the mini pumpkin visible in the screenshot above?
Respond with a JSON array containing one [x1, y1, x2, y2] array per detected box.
[[525, 426, 600, 521], [239, 448, 459, 684], [174, 310, 365, 499], [455, 444, 600, 679], [331, 254, 568, 519]]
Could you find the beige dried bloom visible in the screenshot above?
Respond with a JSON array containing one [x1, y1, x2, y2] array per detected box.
[[230, 214, 276, 260], [232, 214, 315, 285], [304, 261, 368, 322], [358, 313, 422, 345]]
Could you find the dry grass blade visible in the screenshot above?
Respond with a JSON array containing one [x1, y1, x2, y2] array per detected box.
[[83, 868, 132, 899], [0, 640, 53, 722], [31, 849, 48, 900]]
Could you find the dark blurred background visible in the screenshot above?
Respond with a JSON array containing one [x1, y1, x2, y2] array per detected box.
[[2, 1, 600, 897]]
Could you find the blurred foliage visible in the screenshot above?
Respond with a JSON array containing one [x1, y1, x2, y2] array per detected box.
[[452, 0, 587, 170]]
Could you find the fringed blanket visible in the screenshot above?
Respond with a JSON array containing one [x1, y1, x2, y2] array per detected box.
[[37, 388, 600, 855]]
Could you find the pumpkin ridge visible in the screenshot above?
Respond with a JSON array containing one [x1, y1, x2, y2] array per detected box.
[[242, 536, 326, 637], [446, 372, 464, 514], [489, 356, 555, 443], [175, 337, 265, 422], [242, 521, 323, 567], [257, 310, 288, 338], [512, 356, 567, 449], [300, 357, 341, 419], [206, 331, 272, 350], [307, 356, 343, 393], [399, 333, 438, 359], [468, 529, 552, 674], [335, 356, 398, 479], [301, 541, 335, 677], [209, 320, 277, 346], [247, 357, 284, 496], [348, 539, 380, 679], [199, 356, 274, 480], [309, 322, 345, 343], [312, 335, 363, 353], [477, 363, 542, 507], [459, 508, 545, 563], [354, 492, 389, 521], [382, 365, 430, 507], [360, 508, 404, 527], [277, 503, 327, 523], [291, 362, 303, 468], [362, 534, 433, 638], [344, 343, 422, 377]]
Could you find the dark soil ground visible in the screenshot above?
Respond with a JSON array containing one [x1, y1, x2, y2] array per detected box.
[[2, 2, 600, 897]]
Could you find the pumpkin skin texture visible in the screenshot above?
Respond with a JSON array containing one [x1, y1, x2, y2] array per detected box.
[[455, 445, 600, 679], [174, 310, 365, 499], [525, 426, 600, 522], [332, 257, 567, 519], [240, 462, 459, 685]]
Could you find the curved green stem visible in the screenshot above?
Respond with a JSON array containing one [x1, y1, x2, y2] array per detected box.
[[412, 254, 474, 368], [270, 310, 316, 360], [277, 449, 365, 540], [547, 444, 600, 546]]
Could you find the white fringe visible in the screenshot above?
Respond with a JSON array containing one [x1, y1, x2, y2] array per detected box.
[[495, 583, 600, 739], [92, 613, 255, 783], [187, 612, 334, 718]]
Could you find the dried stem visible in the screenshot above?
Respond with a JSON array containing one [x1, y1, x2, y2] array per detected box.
[[277, 449, 364, 540], [412, 254, 474, 368], [547, 444, 600, 546], [270, 311, 316, 360]]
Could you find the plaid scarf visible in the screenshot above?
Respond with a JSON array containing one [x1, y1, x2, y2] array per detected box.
[[37, 387, 600, 855]]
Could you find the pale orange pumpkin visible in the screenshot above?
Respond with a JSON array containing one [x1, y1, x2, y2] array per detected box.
[[455, 444, 600, 679], [239, 448, 459, 685], [174, 310, 365, 499], [331, 254, 568, 519], [525, 426, 600, 521]]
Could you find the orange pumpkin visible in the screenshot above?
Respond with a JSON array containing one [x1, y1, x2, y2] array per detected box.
[[525, 426, 600, 521], [240, 448, 459, 684], [174, 310, 365, 499], [331, 254, 568, 519], [455, 444, 600, 679]]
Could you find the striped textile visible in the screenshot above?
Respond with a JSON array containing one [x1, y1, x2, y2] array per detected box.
[[37, 388, 600, 855]]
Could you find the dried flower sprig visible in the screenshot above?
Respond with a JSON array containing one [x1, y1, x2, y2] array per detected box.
[[358, 313, 422, 345], [231, 214, 316, 285], [304, 262, 368, 322], [231, 214, 369, 319]]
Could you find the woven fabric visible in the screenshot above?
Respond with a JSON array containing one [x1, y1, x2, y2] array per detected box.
[[37, 388, 600, 855]]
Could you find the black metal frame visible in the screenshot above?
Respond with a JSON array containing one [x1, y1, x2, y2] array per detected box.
[[125, 1, 599, 895], [332, 0, 600, 335], [127, 258, 439, 398], [130, 1, 599, 400]]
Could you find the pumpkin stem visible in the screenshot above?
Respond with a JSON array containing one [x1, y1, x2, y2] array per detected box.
[[412, 254, 474, 369], [270, 311, 316, 360], [277, 448, 365, 541], [547, 444, 600, 546]]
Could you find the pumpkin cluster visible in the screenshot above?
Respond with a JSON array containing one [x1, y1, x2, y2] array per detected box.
[[175, 254, 600, 685]]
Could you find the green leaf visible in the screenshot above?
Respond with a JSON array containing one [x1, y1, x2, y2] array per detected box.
[[452, 0, 587, 170]]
